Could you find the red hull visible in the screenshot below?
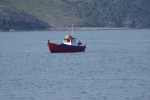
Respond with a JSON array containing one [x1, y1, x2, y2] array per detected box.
[[47, 40, 86, 53]]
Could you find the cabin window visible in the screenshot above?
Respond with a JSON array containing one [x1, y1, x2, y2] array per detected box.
[[64, 39, 70, 42], [72, 39, 76, 43]]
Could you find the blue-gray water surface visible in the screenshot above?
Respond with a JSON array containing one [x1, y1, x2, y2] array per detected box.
[[0, 29, 150, 100]]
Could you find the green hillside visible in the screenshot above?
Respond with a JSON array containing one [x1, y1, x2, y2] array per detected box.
[[0, 0, 50, 31], [1, 0, 150, 28]]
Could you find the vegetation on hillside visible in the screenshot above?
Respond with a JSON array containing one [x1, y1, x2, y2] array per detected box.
[[65, 0, 150, 28], [0, 5, 50, 31]]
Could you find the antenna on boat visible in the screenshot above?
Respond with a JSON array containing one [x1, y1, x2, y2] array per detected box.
[[71, 24, 73, 35]]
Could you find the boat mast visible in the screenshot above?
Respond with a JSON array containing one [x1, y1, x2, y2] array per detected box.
[[72, 24, 74, 35]]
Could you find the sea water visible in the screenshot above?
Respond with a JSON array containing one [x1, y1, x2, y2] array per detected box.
[[0, 29, 150, 100]]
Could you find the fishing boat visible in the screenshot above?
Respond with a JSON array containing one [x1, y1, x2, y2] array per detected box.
[[47, 34, 86, 53]]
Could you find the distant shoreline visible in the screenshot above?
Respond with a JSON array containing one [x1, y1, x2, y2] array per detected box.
[[50, 27, 131, 31], [1, 27, 149, 32]]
